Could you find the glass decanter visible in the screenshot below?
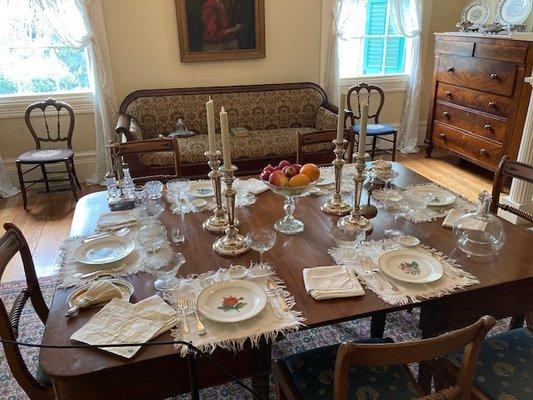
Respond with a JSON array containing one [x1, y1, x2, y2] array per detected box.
[[452, 191, 505, 257], [121, 163, 135, 201], [105, 172, 121, 204]]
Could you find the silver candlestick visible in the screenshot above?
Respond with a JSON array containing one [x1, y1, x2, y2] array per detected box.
[[337, 154, 373, 234], [321, 139, 352, 216], [213, 165, 249, 256], [202, 151, 234, 233]]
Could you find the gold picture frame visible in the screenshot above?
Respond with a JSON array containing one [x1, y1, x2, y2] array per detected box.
[[175, 0, 266, 62]]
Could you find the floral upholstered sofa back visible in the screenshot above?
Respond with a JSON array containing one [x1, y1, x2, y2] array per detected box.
[[124, 87, 327, 139]]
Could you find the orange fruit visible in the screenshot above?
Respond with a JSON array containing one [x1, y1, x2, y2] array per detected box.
[[300, 163, 320, 182], [288, 173, 310, 188]]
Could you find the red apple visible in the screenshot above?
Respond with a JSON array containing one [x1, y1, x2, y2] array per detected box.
[[273, 166, 283, 171], [283, 165, 297, 179], [278, 160, 290, 169], [260, 170, 271, 181], [269, 170, 289, 187], [292, 163, 302, 173], [263, 164, 274, 173]]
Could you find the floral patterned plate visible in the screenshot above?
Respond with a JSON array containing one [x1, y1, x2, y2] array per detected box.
[[378, 249, 444, 284], [186, 181, 215, 198], [196, 280, 267, 323]]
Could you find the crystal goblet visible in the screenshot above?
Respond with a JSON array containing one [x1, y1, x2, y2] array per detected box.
[[245, 228, 277, 267], [383, 198, 410, 238], [330, 224, 366, 249], [144, 180, 164, 200]]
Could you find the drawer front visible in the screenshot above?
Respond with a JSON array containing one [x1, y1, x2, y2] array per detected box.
[[438, 54, 517, 97], [474, 43, 527, 64], [433, 122, 503, 168], [435, 39, 475, 57], [434, 103, 507, 143], [436, 82, 513, 119]]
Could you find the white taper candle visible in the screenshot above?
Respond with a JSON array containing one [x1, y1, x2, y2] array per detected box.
[[337, 92, 346, 143], [206, 97, 216, 153], [358, 100, 369, 160], [220, 107, 231, 170]]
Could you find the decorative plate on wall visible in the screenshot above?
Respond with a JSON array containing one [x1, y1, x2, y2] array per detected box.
[[461, 0, 491, 25], [494, 0, 533, 25]]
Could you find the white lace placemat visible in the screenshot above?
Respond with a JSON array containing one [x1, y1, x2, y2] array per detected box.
[[165, 267, 304, 357], [55, 228, 173, 288], [167, 179, 259, 215], [328, 238, 479, 306], [372, 183, 475, 223]]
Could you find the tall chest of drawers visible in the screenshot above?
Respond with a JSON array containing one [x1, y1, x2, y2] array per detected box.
[[425, 33, 533, 171]]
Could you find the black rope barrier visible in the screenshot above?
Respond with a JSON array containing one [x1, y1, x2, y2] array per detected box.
[[0, 338, 267, 400]]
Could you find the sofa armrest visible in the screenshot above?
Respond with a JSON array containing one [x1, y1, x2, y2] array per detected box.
[[315, 106, 354, 131], [116, 114, 144, 143]]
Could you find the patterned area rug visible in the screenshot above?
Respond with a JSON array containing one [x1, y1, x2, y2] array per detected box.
[[1, 278, 508, 400]]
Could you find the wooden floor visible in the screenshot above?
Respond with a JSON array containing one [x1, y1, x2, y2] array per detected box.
[[0, 150, 494, 283]]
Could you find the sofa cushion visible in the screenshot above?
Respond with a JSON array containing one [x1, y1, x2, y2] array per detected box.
[[139, 127, 333, 167], [125, 88, 326, 139]]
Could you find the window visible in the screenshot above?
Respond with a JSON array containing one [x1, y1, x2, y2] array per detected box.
[[339, 0, 410, 79], [0, 0, 91, 97]]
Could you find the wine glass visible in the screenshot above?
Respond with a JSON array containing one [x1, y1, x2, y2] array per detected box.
[[330, 225, 366, 249], [167, 178, 191, 213], [146, 252, 186, 291], [383, 198, 410, 238], [245, 228, 277, 267]]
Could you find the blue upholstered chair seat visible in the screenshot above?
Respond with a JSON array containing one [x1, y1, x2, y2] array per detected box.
[[279, 340, 422, 400], [447, 328, 533, 400], [353, 123, 397, 136]]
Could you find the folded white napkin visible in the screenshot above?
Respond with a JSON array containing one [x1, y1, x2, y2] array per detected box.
[[442, 209, 487, 230], [243, 178, 269, 195], [303, 265, 365, 300], [70, 295, 178, 358], [97, 210, 138, 231]]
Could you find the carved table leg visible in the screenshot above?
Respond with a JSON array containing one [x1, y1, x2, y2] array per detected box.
[[418, 304, 445, 393], [251, 341, 271, 399], [424, 139, 434, 158]]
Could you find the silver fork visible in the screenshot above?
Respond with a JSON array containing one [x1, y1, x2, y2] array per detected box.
[[188, 293, 206, 335], [175, 296, 189, 334], [361, 257, 383, 291], [370, 268, 399, 292]]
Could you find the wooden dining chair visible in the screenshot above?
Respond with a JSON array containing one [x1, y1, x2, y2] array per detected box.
[[347, 83, 397, 161], [490, 155, 533, 222], [108, 137, 181, 183], [433, 312, 532, 400], [16, 98, 81, 210], [275, 315, 495, 400], [296, 129, 354, 165], [0, 223, 54, 400]]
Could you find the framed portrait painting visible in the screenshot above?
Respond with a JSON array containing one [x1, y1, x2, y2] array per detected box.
[[175, 0, 265, 62]]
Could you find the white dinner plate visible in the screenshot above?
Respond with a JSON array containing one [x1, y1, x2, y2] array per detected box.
[[73, 236, 135, 265], [378, 249, 444, 284], [411, 186, 456, 207], [197, 280, 267, 323], [67, 279, 134, 308], [186, 181, 215, 198], [316, 175, 335, 186]]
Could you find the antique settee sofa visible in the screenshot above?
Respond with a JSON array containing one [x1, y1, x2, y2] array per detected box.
[[115, 82, 342, 178]]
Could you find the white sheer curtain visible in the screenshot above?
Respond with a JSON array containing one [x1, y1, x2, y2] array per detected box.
[[0, 154, 19, 198], [321, 0, 366, 103], [38, 0, 118, 184], [391, 0, 423, 154]]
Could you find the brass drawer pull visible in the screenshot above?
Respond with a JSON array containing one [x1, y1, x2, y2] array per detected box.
[[439, 133, 446, 139], [447, 66, 455, 72], [488, 101, 497, 108], [480, 148, 488, 155], [490, 73, 500, 80], [445, 91, 452, 97], [442, 111, 450, 118], [484, 124, 492, 131]]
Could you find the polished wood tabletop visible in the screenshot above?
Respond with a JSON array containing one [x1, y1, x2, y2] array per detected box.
[[40, 163, 533, 399]]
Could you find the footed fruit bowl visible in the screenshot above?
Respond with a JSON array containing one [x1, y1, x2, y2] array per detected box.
[[260, 161, 320, 235]]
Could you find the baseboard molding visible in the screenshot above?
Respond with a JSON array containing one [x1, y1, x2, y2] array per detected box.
[[4, 150, 97, 188]]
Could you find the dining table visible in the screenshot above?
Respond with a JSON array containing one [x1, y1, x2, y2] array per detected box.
[[39, 162, 533, 400]]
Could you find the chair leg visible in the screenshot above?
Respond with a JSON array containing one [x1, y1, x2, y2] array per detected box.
[[40, 163, 50, 192], [371, 136, 377, 160], [16, 162, 28, 210], [70, 158, 82, 189], [392, 132, 397, 162], [64, 160, 79, 202]]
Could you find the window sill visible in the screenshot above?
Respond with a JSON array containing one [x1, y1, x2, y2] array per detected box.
[[339, 74, 409, 93], [0, 91, 94, 119]]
